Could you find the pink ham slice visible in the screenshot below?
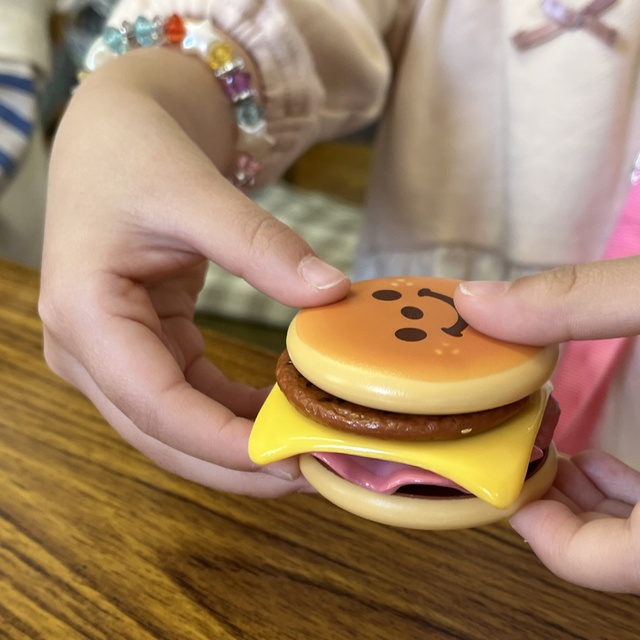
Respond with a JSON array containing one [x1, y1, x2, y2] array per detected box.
[[312, 396, 559, 495], [311, 453, 472, 493]]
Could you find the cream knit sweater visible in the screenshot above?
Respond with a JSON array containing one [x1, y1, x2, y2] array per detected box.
[[105, 0, 640, 467]]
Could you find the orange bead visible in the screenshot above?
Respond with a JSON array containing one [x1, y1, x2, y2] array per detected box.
[[165, 14, 186, 44], [207, 42, 233, 70]]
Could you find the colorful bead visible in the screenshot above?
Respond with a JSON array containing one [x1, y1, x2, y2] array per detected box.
[[207, 42, 233, 71], [164, 14, 186, 44], [103, 26, 128, 54], [133, 16, 159, 47], [233, 153, 263, 188], [236, 101, 264, 128], [220, 71, 253, 102], [89, 14, 274, 190]]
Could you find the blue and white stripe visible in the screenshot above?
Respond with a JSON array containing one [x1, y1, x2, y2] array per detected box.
[[0, 60, 36, 190]]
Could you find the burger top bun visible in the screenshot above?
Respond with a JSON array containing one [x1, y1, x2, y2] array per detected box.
[[287, 277, 558, 414]]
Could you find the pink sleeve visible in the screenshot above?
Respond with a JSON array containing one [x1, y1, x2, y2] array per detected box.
[[105, 0, 397, 183]]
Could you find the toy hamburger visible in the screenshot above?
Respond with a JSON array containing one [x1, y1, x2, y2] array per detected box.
[[249, 276, 559, 529]]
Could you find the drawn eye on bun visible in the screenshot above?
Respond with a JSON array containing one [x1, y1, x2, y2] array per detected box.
[[249, 277, 560, 530], [372, 286, 469, 340]]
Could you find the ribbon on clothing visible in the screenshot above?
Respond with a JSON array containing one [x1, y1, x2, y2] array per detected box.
[[512, 0, 618, 50]]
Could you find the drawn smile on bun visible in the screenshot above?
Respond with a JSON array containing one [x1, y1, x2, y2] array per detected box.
[[249, 277, 560, 530]]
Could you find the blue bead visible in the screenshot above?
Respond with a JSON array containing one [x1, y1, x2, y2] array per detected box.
[[103, 26, 127, 54], [236, 101, 264, 127], [134, 17, 157, 47]]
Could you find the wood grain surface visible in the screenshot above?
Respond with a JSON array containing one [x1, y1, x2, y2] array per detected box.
[[0, 259, 637, 639]]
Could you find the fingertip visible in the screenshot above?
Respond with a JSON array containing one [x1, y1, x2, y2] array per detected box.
[[455, 276, 567, 345], [294, 255, 351, 308], [454, 279, 531, 342], [454, 281, 512, 322], [244, 253, 349, 310], [456, 280, 511, 299], [261, 457, 302, 482], [510, 498, 578, 544], [509, 499, 544, 533], [510, 499, 588, 579], [298, 255, 349, 292]]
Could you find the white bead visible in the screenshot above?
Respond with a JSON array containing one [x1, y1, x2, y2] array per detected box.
[[237, 122, 275, 156], [181, 19, 224, 57], [84, 39, 118, 72]]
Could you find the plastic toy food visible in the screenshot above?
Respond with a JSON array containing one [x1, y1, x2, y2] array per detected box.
[[249, 277, 560, 529]]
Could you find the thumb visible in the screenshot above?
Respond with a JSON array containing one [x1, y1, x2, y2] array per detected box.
[[453, 256, 640, 345], [177, 180, 350, 309]]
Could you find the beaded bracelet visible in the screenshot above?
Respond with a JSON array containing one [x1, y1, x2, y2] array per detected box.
[[82, 14, 274, 189]]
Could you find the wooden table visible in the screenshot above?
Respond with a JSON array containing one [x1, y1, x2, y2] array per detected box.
[[0, 258, 637, 639]]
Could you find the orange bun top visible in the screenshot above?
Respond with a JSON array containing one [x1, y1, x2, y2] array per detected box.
[[286, 277, 558, 414]]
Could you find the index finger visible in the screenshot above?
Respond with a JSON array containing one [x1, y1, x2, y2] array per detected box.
[[454, 256, 640, 345]]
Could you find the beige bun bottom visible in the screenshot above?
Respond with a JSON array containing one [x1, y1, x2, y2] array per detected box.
[[300, 443, 558, 530]]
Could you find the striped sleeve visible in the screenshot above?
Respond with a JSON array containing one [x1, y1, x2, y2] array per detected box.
[[0, 59, 36, 189]]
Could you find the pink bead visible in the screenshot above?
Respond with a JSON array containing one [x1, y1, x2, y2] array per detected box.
[[237, 153, 262, 176]]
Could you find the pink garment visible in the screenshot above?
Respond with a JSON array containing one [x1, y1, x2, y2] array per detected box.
[[552, 171, 640, 453]]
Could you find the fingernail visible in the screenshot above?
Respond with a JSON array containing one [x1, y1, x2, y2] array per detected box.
[[458, 280, 511, 297], [298, 255, 347, 290], [262, 461, 300, 482]]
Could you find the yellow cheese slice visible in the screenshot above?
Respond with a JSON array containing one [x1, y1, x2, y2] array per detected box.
[[249, 383, 552, 509]]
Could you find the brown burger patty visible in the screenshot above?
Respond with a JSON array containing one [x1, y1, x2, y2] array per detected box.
[[276, 350, 530, 441]]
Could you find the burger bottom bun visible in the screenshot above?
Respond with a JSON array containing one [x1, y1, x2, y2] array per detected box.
[[299, 443, 558, 530]]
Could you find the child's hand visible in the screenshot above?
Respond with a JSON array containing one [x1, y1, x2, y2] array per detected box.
[[510, 451, 640, 594], [455, 259, 640, 592], [39, 48, 349, 496]]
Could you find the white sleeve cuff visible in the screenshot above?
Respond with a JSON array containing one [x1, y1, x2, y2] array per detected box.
[[0, 4, 52, 77]]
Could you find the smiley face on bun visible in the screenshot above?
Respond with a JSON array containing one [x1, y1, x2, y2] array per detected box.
[[249, 277, 559, 529]]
